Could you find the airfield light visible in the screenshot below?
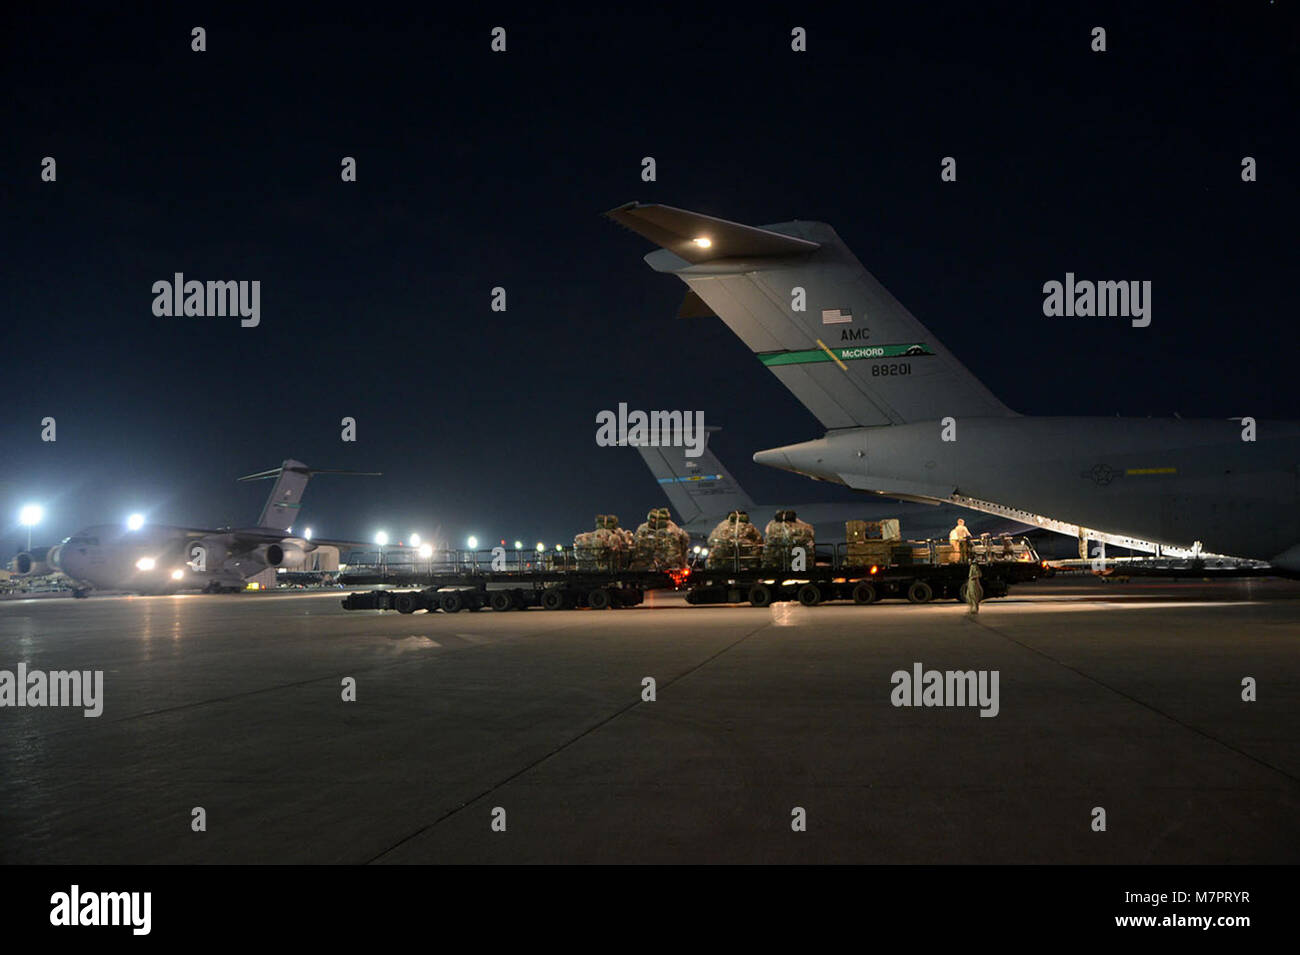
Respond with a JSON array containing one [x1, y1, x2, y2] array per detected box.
[[136, 557, 156, 571], [536, 542, 544, 553], [692, 236, 712, 248], [304, 528, 313, 541], [126, 513, 145, 531], [467, 536, 479, 550], [170, 569, 184, 580], [693, 545, 701, 554], [701, 548, 709, 557], [514, 540, 522, 550], [410, 533, 421, 548], [374, 531, 389, 547], [18, 504, 43, 550], [556, 544, 563, 552], [418, 544, 433, 560]]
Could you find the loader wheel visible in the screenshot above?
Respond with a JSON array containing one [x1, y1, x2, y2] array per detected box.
[[542, 588, 567, 611], [907, 580, 934, 604], [748, 584, 774, 608], [851, 582, 877, 605], [395, 593, 419, 614], [587, 588, 611, 610], [489, 591, 513, 612], [796, 583, 822, 606], [441, 592, 465, 613]]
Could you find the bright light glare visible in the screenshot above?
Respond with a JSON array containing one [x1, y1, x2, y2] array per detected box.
[[375, 531, 389, 547], [304, 527, 313, 540], [135, 557, 156, 571], [410, 533, 421, 547], [19, 504, 43, 527], [467, 536, 479, 550], [536, 542, 544, 552], [126, 513, 145, 531], [692, 236, 712, 248], [417, 544, 433, 559], [170, 569, 184, 580], [693, 545, 701, 554], [513, 540, 522, 549]]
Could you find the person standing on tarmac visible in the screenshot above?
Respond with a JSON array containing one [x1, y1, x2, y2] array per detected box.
[[949, 518, 972, 562], [965, 562, 984, 615]]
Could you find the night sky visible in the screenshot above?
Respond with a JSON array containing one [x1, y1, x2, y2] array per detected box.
[[3, 3, 1295, 553]]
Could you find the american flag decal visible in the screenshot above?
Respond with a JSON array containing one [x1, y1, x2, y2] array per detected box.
[[821, 308, 852, 324]]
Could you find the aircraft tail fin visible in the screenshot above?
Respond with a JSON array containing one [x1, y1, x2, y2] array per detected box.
[[238, 460, 381, 531], [633, 427, 755, 527], [606, 202, 1017, 429]]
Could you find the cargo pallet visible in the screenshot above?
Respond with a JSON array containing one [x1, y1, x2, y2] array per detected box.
[[340, 540, 1045, 612]]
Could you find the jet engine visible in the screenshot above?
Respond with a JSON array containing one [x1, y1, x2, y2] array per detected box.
[[258, 542, 306, 568], [11, 547, 52, 576]]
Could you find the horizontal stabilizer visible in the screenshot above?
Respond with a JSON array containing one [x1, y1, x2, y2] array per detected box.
[[605, 202, 820, 264]]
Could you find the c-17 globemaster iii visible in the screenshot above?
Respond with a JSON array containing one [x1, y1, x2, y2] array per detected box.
[[17, 459, 378, 595], [632, 425, 1022, 544], [607, 202, 1300, 571]]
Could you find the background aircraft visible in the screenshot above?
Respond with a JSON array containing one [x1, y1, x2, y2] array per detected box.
[[633, 426, 1021, 544], [609, 202, 1300, 570], [13, 459, 377, 595]]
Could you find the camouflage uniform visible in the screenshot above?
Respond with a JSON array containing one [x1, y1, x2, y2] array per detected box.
[[965, 562, 984, 615]]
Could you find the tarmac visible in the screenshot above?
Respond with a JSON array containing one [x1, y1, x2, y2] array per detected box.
[[1, 577, 1297, 864]]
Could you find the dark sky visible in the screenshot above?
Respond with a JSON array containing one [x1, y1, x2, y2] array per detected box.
[[3, 3, 1296, 553]]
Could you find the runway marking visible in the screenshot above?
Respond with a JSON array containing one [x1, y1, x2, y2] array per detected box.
[[364, 618, 777, 863], [970, 618, 1300, 787]]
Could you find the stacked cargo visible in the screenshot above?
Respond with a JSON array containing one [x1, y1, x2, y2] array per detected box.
[[574, 514, 631, 571], [631, 507, 690, 571], [846, 518, 904, 567], [762, 510, 815, 569], [705, 510, 765, 570]]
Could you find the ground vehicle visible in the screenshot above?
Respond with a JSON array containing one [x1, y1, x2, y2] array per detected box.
[[340, 538, 1045, 612]]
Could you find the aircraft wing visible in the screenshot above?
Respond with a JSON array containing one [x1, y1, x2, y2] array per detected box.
[[185, 528, 370, 554]]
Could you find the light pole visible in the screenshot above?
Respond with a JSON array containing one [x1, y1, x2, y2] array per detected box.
[[19, 504, 43, 552]]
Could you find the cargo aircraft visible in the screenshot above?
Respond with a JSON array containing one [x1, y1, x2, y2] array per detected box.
[[14, 460, 377, 595], [609, 202, 1300, 570], [633, 426, 1019, 544]]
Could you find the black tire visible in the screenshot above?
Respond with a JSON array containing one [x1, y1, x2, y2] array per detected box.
[[907, 580, 934, 604], [587, 588, 611, 610], [796, 583, 822, 606], [541, 588, 566, 611], [394, 593, 419, 614], [441, 591, 465, 613], [489, 591, 513, 612], [851, 582, 877, 605], [748, 583, 774, 608]]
